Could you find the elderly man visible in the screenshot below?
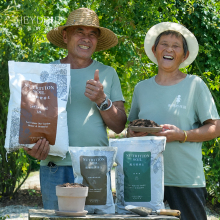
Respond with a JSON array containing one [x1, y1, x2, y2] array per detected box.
[[24, 8, 127, 210]]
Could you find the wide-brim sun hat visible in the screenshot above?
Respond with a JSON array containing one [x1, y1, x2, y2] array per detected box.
[[47, 8, 118, 52], [144, 22, 199, 69]]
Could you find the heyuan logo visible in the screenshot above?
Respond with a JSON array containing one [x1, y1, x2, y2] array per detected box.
[[20, 16, 61, 25], [18, 16, 63, 31]]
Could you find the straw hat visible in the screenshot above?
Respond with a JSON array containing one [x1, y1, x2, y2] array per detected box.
[[144, 22, 199, 68], [47, 8, 118, 51]]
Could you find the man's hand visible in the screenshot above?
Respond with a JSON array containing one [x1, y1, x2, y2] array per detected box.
[[23, 138, 50, 160], [84, 69, 106, 105], [85, 69, 127, 134]]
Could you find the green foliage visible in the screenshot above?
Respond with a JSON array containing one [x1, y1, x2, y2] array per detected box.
[[203, 138, 220, 204], [0, 0, 68, 197], [0, 148, 30, 197], [28, 189, 41, 197], [0, 214, 10, 220], [0, 0, 219, 205]]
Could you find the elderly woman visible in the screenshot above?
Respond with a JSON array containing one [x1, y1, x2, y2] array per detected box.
[[127, 22, 220, 220]]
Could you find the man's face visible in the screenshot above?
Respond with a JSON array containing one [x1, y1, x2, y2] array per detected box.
[[63, 26, 99, 60]]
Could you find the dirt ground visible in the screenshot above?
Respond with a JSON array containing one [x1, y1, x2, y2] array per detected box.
[[0, 171, 43, 208], [0, 188, 43, 208]]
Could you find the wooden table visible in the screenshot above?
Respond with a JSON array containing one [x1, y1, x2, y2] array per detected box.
[[29, 209, 180, 220]]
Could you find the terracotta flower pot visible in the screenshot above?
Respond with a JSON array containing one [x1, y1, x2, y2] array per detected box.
[[56, 183, 88, 212]]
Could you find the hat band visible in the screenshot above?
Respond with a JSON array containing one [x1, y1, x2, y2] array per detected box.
[[65, 21, 99, 27]]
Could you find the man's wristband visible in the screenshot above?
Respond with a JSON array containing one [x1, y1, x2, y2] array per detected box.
[[179, 130, 187, 143]]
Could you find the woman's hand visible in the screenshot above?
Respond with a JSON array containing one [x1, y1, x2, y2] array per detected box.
[[154, 119, 220, 143], [127, 127, 148, 138], [154, 124, 185, 142]]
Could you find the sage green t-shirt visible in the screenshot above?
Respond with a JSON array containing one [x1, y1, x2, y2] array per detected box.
[[41, 60, 124, 166], [128, 75, 219, 187]]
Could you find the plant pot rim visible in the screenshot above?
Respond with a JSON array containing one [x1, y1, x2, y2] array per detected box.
[[56, 185, 89, 197]]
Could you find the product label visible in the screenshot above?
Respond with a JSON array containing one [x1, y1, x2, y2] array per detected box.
[[123, 151, 151, 202], [80, 156, 107, 205], [19, 80, 58, 144]]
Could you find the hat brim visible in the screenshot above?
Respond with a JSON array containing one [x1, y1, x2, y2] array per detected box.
[[47, 24, 118, 52], [144, 22, 199, 69]]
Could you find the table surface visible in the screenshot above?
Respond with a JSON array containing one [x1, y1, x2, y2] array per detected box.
[[29, 209, 180, 220]]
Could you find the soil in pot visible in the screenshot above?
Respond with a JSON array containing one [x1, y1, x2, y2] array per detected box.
[[58, 183, 87, 187]]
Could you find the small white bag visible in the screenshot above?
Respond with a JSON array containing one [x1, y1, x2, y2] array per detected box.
[[69, 147, 117, 214], [4, 61, 70, 158], [109, 136, 166, 213]]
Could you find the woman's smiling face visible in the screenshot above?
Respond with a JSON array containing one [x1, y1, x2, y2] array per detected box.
[[152, 34, 189, 72]]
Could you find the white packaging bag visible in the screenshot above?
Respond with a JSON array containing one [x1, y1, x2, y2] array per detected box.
[[69, 147, 117, 214], [4, 61, 70, 158], [109, 136, 166, 213]]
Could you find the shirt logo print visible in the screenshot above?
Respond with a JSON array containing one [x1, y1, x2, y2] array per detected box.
[[168, 95, 186, 109], [176, 95, 181, 104]]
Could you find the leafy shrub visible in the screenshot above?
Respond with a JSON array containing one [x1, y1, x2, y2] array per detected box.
[[203, 138, 220, 205]]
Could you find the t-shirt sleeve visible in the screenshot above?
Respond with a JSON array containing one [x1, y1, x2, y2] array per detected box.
[[128, 88, 139, 122], [195, 79, 220, 124], [110, 68, 125, 102]]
